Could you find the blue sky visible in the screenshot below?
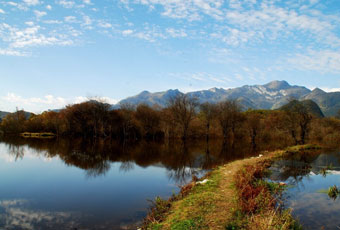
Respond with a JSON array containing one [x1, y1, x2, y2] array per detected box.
[[0, 0, 340, 112]]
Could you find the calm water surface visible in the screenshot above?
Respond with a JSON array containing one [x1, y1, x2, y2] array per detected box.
[[269, 149, 340, 230], [0, 137, 256, 230]]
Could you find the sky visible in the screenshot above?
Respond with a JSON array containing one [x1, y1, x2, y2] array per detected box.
[[0, 0, 340, 113]]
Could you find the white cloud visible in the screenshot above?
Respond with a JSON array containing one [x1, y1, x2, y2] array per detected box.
[[169, 72, 232, 85], [166, 28, 187, 38], [43, 20, 62, 24], [58, 0, 75, 8], [34, 10, 46, 19], [0, 93, 118, 113], [98, 22, 112, 28], [0, 48, 27, 56], [122, 0, 224, 21], [120, 0, 340, 48], [82, 15, 92, 26], [64, 16, 77, 23], [5, 1, 28, 10], [0, 23, 74, 50], [25, 21, 34, 26], [120, 26, 184, 42], [46, 5, 52, 10], [122, 29, 133, 36], [319, 87, 340, 92], [83, 0, 91, 4], [0, 9, 5, 14], [23, 0, 40, 6]]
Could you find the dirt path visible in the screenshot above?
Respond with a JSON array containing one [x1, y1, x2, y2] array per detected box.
[[156, 153, 275, 230]]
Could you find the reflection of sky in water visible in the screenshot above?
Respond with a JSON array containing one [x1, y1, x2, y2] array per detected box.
[[0, 199, 79, 230], [0, 143, 180, 230], [270, 151, 340, 230]]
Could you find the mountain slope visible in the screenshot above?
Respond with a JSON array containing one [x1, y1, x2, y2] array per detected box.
[[116, 80, 339, 116], [279, 100, 325, 118], [0, 111, 34, 121], [302, 88, 340, 116], [118, 89, 182, 107], [0, 111, 10, 119]]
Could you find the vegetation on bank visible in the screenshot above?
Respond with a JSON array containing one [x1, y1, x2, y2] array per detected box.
[[20, 132, 56, 138], [1, 96, 340, 148], [142, 145, 322, 230]]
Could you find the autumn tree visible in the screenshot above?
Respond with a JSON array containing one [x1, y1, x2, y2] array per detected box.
[[0, 109, 27, 134], [168, 94, 198, 141], [135, 104, 161, 140]]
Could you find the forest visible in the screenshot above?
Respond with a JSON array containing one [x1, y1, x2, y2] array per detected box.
[[1, 94, 340, 149]]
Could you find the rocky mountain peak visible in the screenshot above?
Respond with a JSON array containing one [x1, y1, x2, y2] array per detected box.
[[264, 80, 290, 90]]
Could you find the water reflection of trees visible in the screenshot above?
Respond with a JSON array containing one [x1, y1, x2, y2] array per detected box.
[[269, 150, 340, 188], [0, 137, 264, 182]]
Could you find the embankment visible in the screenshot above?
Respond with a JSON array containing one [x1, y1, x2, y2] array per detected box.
[[143, 145, 320, 230]]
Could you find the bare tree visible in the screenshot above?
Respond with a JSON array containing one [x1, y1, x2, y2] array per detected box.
[[283, 100, 313, 145], [216, 100, 243, 142], [168, 94, 199, 141], [245, 111, 262, 150], [199, 102, 217, 141], [294, 103, 313, 144]]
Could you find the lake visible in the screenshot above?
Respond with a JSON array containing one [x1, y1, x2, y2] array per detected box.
[[269, 149, 340, 230], [0, 137, 257, 230]]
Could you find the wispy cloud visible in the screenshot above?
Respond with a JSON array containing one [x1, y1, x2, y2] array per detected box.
[[0, 23, 74, 49], [23, 0, 40, 6], [121, 0, 224, 21], [57, 0, 75, 8], [34, 10, 46, 19], [288, 49, 340, 74], [0, 0, 339, 90]]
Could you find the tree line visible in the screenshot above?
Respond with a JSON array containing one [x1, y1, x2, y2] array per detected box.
[[1, 95, 340, 148]]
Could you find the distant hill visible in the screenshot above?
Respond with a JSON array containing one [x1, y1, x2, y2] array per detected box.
[[0, 111, 10, 120], [302, 88, 340, 117], [0, 110, 34, 121], [279, 100, 325, 118], [115, 80, 340, 116]]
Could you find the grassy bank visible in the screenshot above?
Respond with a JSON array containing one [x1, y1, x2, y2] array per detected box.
[[142, 145, 321, 230]]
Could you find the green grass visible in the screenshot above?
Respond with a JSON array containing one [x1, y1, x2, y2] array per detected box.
[[144, 167, 222, 230]]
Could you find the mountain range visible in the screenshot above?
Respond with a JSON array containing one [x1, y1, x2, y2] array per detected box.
[[117, 80, 340, 117], [1, 81, 339, 118]]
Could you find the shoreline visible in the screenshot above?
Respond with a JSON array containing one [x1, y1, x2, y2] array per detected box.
[[142, 144, 321, 230]]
